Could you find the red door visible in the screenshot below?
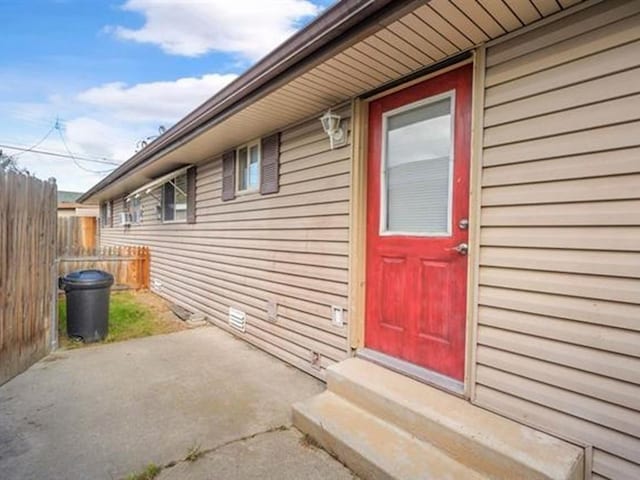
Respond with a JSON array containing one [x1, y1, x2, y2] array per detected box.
[[365, 65, 472, 382]]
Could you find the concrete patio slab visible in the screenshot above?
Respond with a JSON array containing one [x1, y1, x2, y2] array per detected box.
[[0, 326, 348, 480], [157, 427, 354, 480]]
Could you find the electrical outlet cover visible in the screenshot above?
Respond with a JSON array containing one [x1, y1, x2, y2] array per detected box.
[[331, 305, 344, 327], [266, 299, 278, 322]]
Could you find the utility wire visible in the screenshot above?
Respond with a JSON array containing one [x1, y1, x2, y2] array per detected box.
[[55, 121, 115, 174], [0, 143, 120, 165], [8, 123, 56, 159]]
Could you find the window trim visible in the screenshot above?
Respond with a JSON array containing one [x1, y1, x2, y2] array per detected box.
[[161, 173, 188, 223], [235, 139, 261, 194], [101, 201, 112, 228], [379, 89, 456, 238]]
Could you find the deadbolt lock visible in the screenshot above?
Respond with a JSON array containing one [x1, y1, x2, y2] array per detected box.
[[458, 218, 469, 230]]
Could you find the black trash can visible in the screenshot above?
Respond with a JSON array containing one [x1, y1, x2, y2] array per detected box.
[[59, 270, 114, 342]]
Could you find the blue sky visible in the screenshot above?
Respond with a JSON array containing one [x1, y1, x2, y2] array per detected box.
[[0, 0, 330, 191]]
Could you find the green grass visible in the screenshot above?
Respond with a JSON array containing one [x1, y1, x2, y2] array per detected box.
[[58, 291, 168, 348], [184, 443, 204, 462], [125, 463, 162, 480]]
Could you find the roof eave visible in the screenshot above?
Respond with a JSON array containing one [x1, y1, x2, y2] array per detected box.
[[79, 0, 420, 203]]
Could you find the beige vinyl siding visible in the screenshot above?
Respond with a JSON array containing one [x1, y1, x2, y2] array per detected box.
[[476, 1, 640, 479], [100, 114, 351, 379]]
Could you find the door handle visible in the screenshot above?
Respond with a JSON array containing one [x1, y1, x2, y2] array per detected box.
[[447, 243, 468, 255]]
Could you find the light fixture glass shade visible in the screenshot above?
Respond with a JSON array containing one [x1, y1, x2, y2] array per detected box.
[[320, 110, 345, 149], [320, 110, 341, 134]]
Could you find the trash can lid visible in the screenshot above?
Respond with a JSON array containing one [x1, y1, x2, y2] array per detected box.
[[61, 269, 114, 290]]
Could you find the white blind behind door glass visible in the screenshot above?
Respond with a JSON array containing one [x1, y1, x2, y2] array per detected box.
[[384, 97, 452, 234]]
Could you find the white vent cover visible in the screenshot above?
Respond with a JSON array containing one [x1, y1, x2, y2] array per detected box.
[[228, 307, 246, 332], [151, 279, 162, 292]]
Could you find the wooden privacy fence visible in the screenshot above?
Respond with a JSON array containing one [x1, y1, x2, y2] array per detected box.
[[58, 246, 150, 290], [57, 216, 96, 256], [0, 170, 57, 385], [57, 216, 149, 289]]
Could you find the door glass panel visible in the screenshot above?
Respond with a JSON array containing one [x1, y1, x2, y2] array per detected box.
[[384, 96, 452, 234]]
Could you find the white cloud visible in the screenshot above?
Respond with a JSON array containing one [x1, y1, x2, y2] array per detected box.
[[76, 73, 237, 123], [3, 72, 237, 191], [110, 0, 321, 59], [4, 1, 322, 191], [64, 117, 142, 161], [5, 133, 118, 192]]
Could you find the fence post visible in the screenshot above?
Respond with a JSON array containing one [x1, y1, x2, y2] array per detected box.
[[81, 216, 96, 250], [133, 246, 139, 289], [51, 258, 59, 350], [141, 247, 150, 290]]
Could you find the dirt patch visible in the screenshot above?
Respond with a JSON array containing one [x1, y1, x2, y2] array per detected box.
[[130, 291, 189, 332]]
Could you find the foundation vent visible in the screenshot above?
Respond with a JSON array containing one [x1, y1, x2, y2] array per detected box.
[[151, 279, 163, 293], [228, 307, 246, 332]]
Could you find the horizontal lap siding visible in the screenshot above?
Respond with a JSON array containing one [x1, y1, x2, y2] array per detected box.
[[478, 2, 640, 479], [100, 116, 351, 379]]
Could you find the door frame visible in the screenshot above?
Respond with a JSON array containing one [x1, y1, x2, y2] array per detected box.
[[347, 50, 486, 399]]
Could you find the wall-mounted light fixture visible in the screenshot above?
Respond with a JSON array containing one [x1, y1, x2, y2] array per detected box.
[[320, 110, 346, 149]]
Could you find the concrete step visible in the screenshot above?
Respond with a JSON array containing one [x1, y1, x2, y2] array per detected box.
[[292, 391, 488, 480], [326, 358, 584, 480]]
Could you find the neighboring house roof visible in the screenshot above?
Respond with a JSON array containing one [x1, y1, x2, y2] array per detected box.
[[57, 202, 87, 209], [58, 190, 83, 203]]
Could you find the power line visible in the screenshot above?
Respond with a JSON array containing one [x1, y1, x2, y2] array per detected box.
[[8, 123, 56, 159], [55, 120, 115, 174], [0, 143, 121, 166]]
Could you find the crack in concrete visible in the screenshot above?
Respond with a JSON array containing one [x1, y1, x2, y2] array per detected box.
[[126, 424, 291, 479]]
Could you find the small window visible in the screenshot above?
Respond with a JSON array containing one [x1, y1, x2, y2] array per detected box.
[[162, 173, 187, 222], [131, 196, 143, 224], [101, 201, 111, 227], [236, 141, 260, 193]]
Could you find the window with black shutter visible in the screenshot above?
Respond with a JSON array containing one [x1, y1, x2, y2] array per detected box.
[[222, 134, 280, 201], [162, 173, 187, 222]]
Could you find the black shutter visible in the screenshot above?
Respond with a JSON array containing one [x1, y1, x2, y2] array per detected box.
[[222, 150, 236, 201], [186, 166, 196, 224], [109, 200, 114, 227], [260, 133, 280, 194]]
